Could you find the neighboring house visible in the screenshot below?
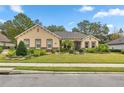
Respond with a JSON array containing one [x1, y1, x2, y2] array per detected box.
[[108, 37, 124, 49], [0, 32, 15, 48], [15, 24, 100, 50]]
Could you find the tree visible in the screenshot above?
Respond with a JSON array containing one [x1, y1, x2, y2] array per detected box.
[[89, 22, 102, 35], [72, 27, 79, 32], [77, 20, 90, 34], [61, 40, 74, 50], [16, 41, 27, 56], [34, 19, 42, 26], [74, 20, 110, 43], [119, 28, 123, 34], [0, 13, 34, 42], [1, 20, 17, 42], [47, 25, 66, 32], [95, 24, 109, 43], [108, 33, 123, 41], [13, 13, 34, 34]]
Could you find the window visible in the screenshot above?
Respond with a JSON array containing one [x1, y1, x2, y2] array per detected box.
[[85, 41, 89, 48], [24, 39, 30, 48], [92, 41, 96, 48], [35, 39, 41, 49], [47, 39, 53, 49]]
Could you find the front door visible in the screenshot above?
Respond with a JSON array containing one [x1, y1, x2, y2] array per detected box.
[[74, 41, 81, 50]]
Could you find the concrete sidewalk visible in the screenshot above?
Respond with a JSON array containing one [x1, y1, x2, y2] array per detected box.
[[1, 63, 124, 67]]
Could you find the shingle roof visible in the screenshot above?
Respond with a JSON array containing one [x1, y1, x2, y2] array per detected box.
[[108, 37, 124, 45], [54, 31, 87, 40], [0, 33, 11, 42]]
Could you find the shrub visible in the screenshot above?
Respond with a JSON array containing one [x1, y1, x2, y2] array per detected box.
[[109, 49, 121, 52], [16, 41, 27, 56], [51, 49, 56, 54], [56, 49, 60, 52], [40, 50, 47, 56], [28, 49, 34, 55], [33, 49, 46, 56], [60, 48, 68, 53], [79, 48, 85, 54], [121, 50, 124, 54], [69, 49, 74, 54], [6, 49, 16, 57], [33, 49, 41, 57], [97, 44, 109, 53], [0, 47, 3, 53], [86, 48, 96, 53]]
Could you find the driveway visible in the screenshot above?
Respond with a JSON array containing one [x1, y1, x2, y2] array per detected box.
[[0, 73, 124, 87], [1, 63, 124, 67]]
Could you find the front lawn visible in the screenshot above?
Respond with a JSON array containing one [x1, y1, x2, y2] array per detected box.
[[16, 66, 124, 72], [1, 53, 124, 63], [20, 53, 124, 63]]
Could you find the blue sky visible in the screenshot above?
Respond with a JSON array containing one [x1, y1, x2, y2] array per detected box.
[[0, 5, 124, 32]]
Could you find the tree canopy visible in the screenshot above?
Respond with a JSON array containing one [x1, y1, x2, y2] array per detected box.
[[0, 13, 34, 42], [73, 20, 110, 43], [72, 27, 79, 32], [47, 25, 66, 32]]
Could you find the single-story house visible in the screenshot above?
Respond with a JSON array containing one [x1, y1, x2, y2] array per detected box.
[[108, 37, 124, 49], [0, 32, 15, 48], [15, 24, 100, 50]]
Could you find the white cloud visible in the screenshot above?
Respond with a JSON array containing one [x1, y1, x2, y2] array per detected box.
[[107, 24, 114, 28], [0, 19, 5, 23], [93, 8, 124, 18], [68, 21, 74, 26], [10, 5, 24, 13], [79, 6, 94, 12]]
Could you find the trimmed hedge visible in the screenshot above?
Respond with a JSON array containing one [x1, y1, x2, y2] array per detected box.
[[109, 49, 121, 52], [69, 50, 75, 54], [121, 50, 124, 54], [78, 48, 85, 54], [0, 47, 3, 53], [33, 49, 47, 57], [86, 48, 96, 53]]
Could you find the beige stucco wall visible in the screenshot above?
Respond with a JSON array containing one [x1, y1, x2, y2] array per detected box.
[[16, 25, 60, 49], [81, 36, 99, 48]]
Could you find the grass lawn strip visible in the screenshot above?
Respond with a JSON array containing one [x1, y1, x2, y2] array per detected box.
[[1, 53, 124, 64], [15, 66, 124, 72]]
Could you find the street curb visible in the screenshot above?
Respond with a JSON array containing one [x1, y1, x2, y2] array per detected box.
[[8, 70, 124, 74]]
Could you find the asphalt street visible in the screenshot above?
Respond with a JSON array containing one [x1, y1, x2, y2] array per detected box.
[[0, 73, 124, 87]]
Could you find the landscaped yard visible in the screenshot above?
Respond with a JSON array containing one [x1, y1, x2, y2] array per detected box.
[[1, 53, 124, 63]]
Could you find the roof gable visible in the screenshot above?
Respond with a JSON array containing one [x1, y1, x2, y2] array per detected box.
[[0, 33, 11, 42], [82, 35, 100, 41], [15, 24, 61, 39]]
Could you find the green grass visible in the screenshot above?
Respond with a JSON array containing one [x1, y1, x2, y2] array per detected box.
[[1, 53, 124, 63], [20, 53, 124, 63], [15, 66, 124, 72]]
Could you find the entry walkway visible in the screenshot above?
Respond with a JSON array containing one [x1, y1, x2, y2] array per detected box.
[[1, 63, 124, 67]]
